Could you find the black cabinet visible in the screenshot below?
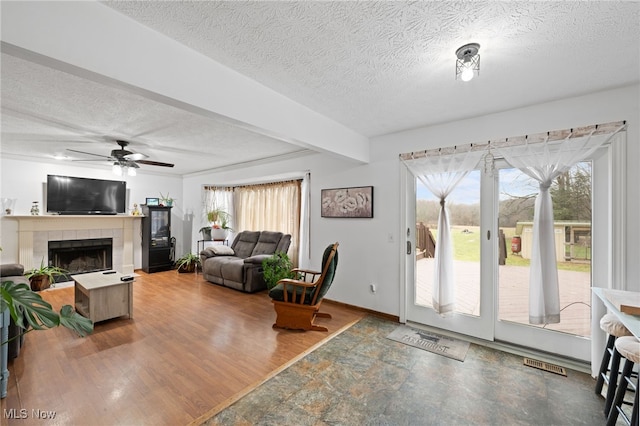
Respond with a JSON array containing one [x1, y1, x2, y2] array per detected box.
[[141, 205, 173, 273]]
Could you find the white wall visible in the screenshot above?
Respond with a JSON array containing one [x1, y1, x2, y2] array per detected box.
[[0, 158, 183, 267], [182, 84, 639, 317], [3, 85, 637, 315]]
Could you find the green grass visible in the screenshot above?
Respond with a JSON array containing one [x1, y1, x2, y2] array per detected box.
[[430, 226, 590, 273]]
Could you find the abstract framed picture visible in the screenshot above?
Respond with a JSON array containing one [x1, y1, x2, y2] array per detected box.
[[145, 197, 159, 206], [321, 186, 373, 218]]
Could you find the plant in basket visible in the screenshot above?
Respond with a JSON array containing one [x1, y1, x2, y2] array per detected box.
[[175, 252, 201, 273]]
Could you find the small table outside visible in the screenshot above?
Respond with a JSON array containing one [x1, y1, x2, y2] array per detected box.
[[72, 271, 134, 323]]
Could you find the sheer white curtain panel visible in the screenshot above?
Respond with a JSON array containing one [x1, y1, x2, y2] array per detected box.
[[402, 147, 484, 315], [496, 125, 625, 324], [298, 173, 311, 268], [203, 186, 235, 239]]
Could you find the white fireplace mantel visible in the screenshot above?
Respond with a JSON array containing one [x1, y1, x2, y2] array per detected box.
[[4, 215, 143, 273]]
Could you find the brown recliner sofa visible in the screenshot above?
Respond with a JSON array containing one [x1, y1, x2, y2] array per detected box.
[[200, 231, 291, 293]]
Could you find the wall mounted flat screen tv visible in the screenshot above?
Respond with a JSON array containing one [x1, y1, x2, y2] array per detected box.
[[46, 175, 126, 215]]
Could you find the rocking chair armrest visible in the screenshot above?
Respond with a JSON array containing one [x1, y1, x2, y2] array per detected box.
[[291, 267, 321, 275], [291, 268, 321, 282], [277, 278, 318, 304], [277, 278, 317, 289]]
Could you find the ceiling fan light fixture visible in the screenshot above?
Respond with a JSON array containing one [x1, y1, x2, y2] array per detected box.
[[112, 162, 123, 176], [127, 167, 137, 177], [455, 43, 480, 82]]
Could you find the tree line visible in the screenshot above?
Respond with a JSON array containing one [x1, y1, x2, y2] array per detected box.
[[417, 164, 591, 227]]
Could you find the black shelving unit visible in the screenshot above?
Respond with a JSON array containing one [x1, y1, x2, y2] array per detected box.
[[141, 205, 173, 273]]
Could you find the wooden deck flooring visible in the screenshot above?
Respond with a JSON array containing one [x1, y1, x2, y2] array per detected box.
[[416, 258, 592, 337], [1, 271, 365, 425]]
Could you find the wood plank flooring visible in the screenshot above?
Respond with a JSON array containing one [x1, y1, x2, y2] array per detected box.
[[1, 271, 365, 425]]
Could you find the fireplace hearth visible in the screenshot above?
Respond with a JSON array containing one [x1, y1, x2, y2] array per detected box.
[[48, 238, 113, 277]]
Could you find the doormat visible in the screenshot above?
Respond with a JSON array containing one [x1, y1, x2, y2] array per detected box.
[[386, 325, 470, 362]]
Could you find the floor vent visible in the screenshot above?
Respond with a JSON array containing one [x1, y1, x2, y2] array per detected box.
[[523, 358, 567, 376]]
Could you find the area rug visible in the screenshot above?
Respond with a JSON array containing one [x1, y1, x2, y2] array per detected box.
[[386, 325, 470, 361]]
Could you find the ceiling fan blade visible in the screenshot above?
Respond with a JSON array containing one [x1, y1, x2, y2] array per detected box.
[[124, 152, 148, 161], [67, 149, 113, 160], [136, 159, 175, 168]]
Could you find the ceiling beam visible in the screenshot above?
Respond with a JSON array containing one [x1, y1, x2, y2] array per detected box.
[[0, 1, 369, 164]]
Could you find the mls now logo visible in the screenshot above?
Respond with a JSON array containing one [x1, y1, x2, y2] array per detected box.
[[4, 408, 57, 419], [3, 409, 28, 419]]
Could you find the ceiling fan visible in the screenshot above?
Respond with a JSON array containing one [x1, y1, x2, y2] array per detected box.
[[67, 140, 174, 176]]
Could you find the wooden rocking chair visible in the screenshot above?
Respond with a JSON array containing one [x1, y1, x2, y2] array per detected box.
[[268, 242, 339, 331]]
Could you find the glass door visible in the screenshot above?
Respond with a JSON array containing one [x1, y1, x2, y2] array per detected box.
[[404, 147, 610, 361], [406, 168, 495, 340], [494, 156, 603, 360]]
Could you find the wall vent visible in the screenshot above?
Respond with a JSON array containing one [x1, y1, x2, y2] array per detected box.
[[523, 358, 567, 376]]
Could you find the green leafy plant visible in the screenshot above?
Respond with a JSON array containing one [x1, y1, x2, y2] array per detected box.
[[1, 280, 94, 345], [262, 251, 295, 290], [206, 209, 232, 230], [159, 192, 174, 206], [24, 259, 68, 291], [175, 252, 201, 273]]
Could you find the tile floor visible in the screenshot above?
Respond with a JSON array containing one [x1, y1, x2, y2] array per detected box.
[[205, 316, 614, 425]]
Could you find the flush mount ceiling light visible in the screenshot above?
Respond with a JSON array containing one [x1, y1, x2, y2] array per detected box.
[[456, 43, 480, 82]]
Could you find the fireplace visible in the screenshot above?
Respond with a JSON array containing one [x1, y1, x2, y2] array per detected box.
[[9, 215, 139, 274], [48, 238, 113, 277]]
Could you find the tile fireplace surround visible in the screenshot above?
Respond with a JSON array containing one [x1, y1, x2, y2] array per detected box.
[[5, 215, 141, 274]]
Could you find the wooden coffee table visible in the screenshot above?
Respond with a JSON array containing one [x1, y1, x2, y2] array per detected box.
[[72, 271, 134, 323]]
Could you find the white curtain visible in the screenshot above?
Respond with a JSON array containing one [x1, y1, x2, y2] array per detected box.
[[402, 147, 484, 315], [497, 126, 624, 324], [298, 172, 311, 268], [203, 186, 235, 240]]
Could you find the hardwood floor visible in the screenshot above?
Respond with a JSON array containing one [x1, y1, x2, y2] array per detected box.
[[1, 271, 365, 425]]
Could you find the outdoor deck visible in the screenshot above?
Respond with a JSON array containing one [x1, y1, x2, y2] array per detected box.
[[416, 258, 591, 337]]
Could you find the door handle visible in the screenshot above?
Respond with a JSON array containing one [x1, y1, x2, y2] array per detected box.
[[407, 240, 412, 255]]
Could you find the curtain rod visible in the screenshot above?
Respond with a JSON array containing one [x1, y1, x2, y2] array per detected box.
[[204, 178, 302, 191], [399, 120, 626, 161]]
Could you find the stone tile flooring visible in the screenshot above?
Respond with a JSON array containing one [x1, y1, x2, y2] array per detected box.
[[205, 316, 609, 425]]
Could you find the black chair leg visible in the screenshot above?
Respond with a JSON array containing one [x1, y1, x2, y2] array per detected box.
[[596, 334, 616, 395], [604, 347, 622, 417], [631, 373, 639, 426], [606, 358, 634, 426]]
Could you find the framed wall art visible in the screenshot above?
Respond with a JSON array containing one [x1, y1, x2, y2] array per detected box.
[[321, 186, 373, 218], [145, 197, 159, 206]]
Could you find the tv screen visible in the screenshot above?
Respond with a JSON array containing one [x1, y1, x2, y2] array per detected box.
[[46, 175, 126, 215]]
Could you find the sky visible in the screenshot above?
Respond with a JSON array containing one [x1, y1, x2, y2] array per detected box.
[[416, 168, 538, 204]]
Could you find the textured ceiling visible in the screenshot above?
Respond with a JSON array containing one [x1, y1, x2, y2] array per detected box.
[[1, 1, 639, 175], [1, 53, 308, 175], [105, 1, 640, 136]]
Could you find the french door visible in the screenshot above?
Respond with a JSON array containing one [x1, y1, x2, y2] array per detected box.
[[402, 147, 611, 361]]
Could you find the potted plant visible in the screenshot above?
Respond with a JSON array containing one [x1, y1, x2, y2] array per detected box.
[[159, 192, 174, 207], [175, 252, 201, 273], [24, 259, 68, 291], [199, 226, 213, 241], [207, 208, 232, 240], [262, 251, 295, 290], [1, 280, 93, 341], [1, 247, 93, 346]]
